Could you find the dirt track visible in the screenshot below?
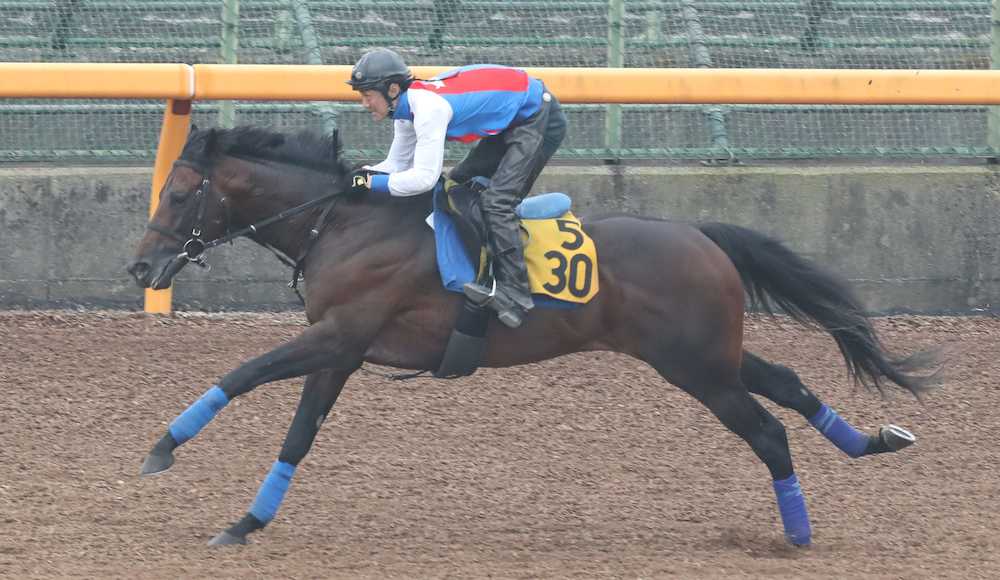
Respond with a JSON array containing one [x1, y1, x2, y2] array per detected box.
[[1, 310, 999, 579]]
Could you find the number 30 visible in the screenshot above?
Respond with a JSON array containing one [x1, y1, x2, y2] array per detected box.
[[542, 220, 592, 297]]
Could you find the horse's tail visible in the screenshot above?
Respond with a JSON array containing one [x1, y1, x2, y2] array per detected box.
[[697, 222, 941, 396]]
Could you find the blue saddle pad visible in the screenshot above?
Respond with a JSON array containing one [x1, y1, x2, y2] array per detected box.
[[431, 188, 580, 310]]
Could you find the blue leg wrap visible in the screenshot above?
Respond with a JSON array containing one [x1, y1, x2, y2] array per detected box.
[[773, 474, 812, 546], [168, 385, 229, 445], [249, 460, 297, 523], [809, 404, 870, 458]]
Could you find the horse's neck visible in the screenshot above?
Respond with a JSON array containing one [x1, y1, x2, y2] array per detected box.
[[234, 165, 432, 262], [236, 166, 332, 259], [332, 195, 434, 245]]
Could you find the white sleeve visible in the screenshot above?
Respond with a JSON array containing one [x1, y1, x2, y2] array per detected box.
[[385, 89, 452, 196], [367, 119, 416, 174]]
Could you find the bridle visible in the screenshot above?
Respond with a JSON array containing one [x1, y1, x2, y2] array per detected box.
[[145, 157, 343, 301], [145, 159, 220, 269]]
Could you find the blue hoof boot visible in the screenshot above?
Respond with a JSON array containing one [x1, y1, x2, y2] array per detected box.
[[773, 474, 812, 547]]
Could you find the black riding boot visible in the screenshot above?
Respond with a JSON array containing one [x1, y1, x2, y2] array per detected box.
[[463, 206, 534, 328]]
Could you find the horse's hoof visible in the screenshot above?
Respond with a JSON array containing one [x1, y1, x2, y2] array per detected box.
[[880, 424, 916, 451], [783, 531, 812, 547], [208, 530, 248, 546], [139, 451, 175, 476]]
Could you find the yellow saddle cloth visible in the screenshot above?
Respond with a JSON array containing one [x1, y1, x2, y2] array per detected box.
[[519, 213, 599, 304]]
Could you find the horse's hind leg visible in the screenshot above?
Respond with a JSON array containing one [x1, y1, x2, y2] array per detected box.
[[208, 367, 353, 545], [741, 351, 915, 457], [652, 359, 812, 545]]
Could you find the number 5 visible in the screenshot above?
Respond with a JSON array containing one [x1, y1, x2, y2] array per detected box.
[[556, 219, 583, 250]]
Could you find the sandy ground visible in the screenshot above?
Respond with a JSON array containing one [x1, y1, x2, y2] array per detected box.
[[1, 310, 999, 579]]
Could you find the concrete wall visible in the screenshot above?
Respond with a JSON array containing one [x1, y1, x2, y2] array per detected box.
[[1, 164, 998, 313]]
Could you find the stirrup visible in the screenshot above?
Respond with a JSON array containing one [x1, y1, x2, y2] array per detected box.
[[463, 278, 497, 306], [462, 280, 527, 328]]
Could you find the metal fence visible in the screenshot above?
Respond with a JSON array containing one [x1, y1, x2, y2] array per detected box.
[[1, 0, 998, 162]]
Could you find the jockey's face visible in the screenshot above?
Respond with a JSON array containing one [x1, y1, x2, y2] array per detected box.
[[359, 83, 401, 122]]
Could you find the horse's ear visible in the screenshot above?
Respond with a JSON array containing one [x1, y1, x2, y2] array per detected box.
[[205, 127, 218, 147], [200, 127, 219, 159]]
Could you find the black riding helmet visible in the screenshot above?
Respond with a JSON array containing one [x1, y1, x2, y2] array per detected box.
[[347, 48, 414, 115]]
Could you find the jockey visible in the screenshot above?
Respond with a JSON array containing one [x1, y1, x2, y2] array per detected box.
[[347, 48, 568, 329]]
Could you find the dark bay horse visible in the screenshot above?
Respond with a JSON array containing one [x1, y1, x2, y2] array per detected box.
[[127, 126, 940, 547]]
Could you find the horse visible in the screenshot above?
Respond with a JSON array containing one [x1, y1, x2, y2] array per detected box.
[[127, 126, 941, 547]]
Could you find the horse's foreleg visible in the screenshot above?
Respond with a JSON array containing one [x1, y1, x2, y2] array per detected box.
[[208, 367, 353, 545], [741, 351, 916, 457], [140, 322, 353, 476]]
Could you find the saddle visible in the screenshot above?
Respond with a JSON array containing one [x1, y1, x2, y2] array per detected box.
[[427, 177, 599, 379], [432, 177, 599, 306]]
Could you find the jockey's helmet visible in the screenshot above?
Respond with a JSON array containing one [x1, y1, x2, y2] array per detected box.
[[347, 48, 413, 94]]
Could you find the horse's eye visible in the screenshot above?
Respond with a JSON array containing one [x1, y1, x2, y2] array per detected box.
[[170, 190, 191, 206]]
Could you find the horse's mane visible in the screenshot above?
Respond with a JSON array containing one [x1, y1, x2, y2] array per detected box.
[[180, 125, 350, 175]]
